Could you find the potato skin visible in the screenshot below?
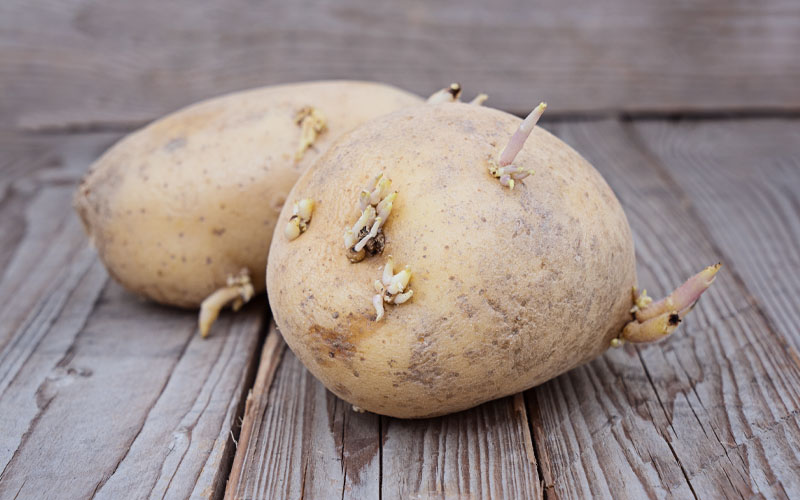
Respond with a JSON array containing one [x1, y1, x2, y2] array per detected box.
[[74, 81, 422, 307], [267, 103, 637, 418]]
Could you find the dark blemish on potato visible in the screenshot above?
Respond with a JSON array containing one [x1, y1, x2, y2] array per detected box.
[[206, 257, 212, 264], [307, 321, 371, 362], [449, 276, 456, 281], [139, 208, 146, 214], [669, 313, 681, 326], [178, 232, 184, 238], [181, 256, 187, 263], [212, 228, 226, 236], [444, 245, 450, 250], [198, 216, 205, 222], [332, 312, 339, 319], [353, 371, 360, 378], [157, 270, 164, 277]]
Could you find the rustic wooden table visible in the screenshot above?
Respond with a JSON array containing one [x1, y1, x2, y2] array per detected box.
[[1, 1, 799, 499]]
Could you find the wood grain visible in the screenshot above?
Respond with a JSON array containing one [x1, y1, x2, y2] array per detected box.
[[382, 395, 542, 499], [0, 133, 266, 500], [2, 0, 800, 130], [526, 119, 800, 498], [228, 339, 541, 499], [225, 324, 286, 500], [227, 342, 384, 500], [633, 119, 800, 352]]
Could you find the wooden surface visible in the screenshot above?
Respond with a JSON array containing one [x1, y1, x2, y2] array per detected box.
[[0, 133, 267, 499], [3, 1, 800, 498], [3, 0, 800, 130], [1, 123, 798, 499]]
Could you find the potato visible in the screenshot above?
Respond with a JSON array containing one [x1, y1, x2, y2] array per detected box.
[[74, 81, 422, 335], [267, 102, 718, 418]]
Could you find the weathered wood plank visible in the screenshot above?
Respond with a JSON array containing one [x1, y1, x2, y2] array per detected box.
[[0, 133, 265, 500], [225, 324, 286, 500], [2, 0, 800, 129], [229, 334, 541, 499], [228, 335, 383, 500], [382, 395, 542, 500], [633, 119, 800, 351], [527, 119, 800, 498]]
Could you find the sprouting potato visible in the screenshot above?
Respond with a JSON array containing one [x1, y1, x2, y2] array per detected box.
[[74, 81, 422, 336], [266, 102, 719, 418]]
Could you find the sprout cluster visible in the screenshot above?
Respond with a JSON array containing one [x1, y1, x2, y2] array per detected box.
[[487, 162, 535, 190], [284, 198, 314, 241], [613, 263, 722, 346], [343, 172, 396, 263], [295, 106, 327, 162], [372, 255, 413, 321]]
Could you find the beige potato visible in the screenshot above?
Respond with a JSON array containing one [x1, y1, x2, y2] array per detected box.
[[267, 102, 717, 418], [74, 81, 422, 334]]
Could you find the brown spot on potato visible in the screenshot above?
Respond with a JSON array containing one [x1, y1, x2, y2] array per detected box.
[[212, 228, 226, 236], [307, 319, 372, 362]]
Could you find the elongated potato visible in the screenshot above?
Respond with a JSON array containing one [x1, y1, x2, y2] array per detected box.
[[74, 81, 422, 334], [267, 102, 718, 418]]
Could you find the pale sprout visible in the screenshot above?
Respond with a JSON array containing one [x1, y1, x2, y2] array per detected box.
[[294, 106, 327, 161], [426, 83, 462, 104], [372, 255, 413, 321], [426, 83, 488, 107], [343, 172, 396, 262], [284, 198, 315, 241], [489, 102, 547, 189], [613, 263, 722, 346], [198, 269, 255, 338], [470, 93, 489, 106]]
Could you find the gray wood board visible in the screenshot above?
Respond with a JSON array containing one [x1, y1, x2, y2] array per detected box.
[[226, 335, 541, 499], [0, 133, 266, 500], [2, 0, 800, 130]]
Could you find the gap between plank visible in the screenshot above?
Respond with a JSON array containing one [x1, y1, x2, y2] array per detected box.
[[223, 324, 286, 500]]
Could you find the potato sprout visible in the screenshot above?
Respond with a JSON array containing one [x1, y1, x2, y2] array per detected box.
[[427, 83, 462, 104], [198, 269, 255, 338], [488, 102, 547, 189], [344, 173, 395, 262], [612, 263, 722, 345], [285, 198, 315, 241], [372, 255, 413, 321], [295, 106, 328, 161]]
